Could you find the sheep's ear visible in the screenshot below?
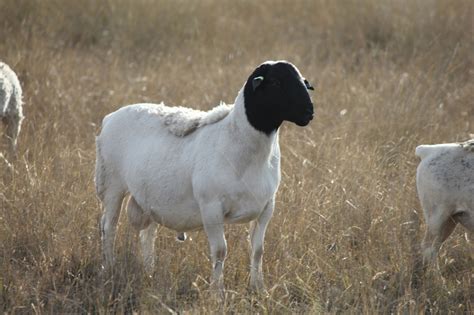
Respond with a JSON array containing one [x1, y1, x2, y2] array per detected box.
[[304, 79, 314, 90], [252, 76, 264, 91]]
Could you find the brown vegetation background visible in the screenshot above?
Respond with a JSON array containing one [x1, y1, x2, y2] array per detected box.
[[1, 0, 472, 313]]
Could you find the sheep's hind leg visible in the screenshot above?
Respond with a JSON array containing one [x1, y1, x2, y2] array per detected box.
[[127, 196, 157, 273], [139, 224, 157, 273], [453, 211, 474, 232], [100, 187, 124, 271], [421, 206, 457, 266]]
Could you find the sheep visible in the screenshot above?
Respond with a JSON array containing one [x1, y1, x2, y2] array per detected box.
[[0, 61, 23, 155], [415, 139, 474, 265], [95, 60, 315, 293]]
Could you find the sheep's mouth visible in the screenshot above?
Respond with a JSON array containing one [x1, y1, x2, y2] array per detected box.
[[294, 110, 314, 126], [295, 117, 312, 126]]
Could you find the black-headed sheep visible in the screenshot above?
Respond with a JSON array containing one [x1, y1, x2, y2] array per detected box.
[[95, 60, 315, 293]]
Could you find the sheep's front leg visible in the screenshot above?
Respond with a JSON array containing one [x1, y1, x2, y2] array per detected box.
[[249, 200, 274, 293], [421, 205, 457, 265], [201, 201, 227, 294]]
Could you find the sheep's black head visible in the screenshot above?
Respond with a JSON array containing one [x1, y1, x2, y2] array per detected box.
[[243, 60, 314, 135]]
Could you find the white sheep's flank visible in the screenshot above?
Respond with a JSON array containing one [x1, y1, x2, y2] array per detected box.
[[415, 139, 474, 265], [0, 62, 23, 153], [150, 101, 232, 137]]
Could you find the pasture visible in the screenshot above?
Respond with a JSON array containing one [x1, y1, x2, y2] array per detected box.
[[0, 0, 472, 313]]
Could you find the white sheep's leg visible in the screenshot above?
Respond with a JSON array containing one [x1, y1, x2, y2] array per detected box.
[[127, 196, 157, 273], [100, 188, 124, 271], [140, 223, 157, 273], [454, 211, 474, 232], [201, 201, 227, 295], [421, 205, 457, 266], [5, 112, 23, 155], [249, 200, 274, 293]]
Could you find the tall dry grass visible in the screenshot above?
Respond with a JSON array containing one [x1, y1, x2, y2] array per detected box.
[[1, 0, 472, 313]]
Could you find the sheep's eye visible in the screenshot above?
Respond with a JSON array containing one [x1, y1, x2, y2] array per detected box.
[[268, 78, 280, 87]]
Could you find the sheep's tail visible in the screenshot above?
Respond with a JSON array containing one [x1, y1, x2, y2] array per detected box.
[[415, 144, 445, 160], [415, 145, 433, 160], [94, 115, 112, 200], [415, 142, 467, 160]]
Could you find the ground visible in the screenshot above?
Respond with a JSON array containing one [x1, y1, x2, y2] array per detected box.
[[0, 0, 472, 313]]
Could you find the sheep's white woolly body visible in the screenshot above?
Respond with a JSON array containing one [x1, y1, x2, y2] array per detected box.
[[97, 87, 282, 293], [97, 89, 279, 232], [415, 140, 474, 264], [0, 62, 23, 153], [149, 102, 233, 137]]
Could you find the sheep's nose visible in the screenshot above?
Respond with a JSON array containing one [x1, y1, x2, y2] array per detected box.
[[302, 109, 314, 122]]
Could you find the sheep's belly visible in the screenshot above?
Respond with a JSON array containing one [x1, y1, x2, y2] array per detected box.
[[149, 204, 264, 231], [146, 197, 267, 231], [152, 209, 202, 232], [149, 203, 204, 232]]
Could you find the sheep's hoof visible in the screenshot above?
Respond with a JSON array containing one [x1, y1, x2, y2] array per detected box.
[[100, 263, 115, 279], [248, 284, 266, 293], [209, 282, 225, 301], [248, 285, 269, 298]]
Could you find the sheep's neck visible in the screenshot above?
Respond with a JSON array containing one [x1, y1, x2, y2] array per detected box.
[[241, 85, 283, 135], [245, 108, 283, 135], [230, 92, 279, 163]]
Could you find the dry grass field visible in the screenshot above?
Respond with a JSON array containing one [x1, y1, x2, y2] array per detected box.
[[1, 0, 473, 313]]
